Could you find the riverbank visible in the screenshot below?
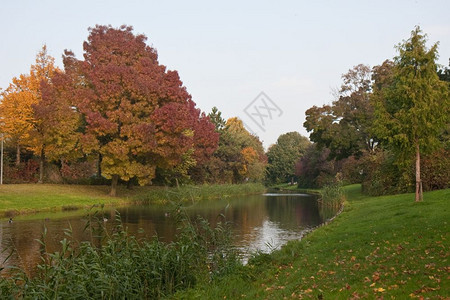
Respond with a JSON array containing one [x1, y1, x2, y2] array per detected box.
[[0, 183, 266, 218], [174, 185, 450, 299]]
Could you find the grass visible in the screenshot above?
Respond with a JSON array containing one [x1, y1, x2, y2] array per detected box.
[[173, 185, 450, 299], [0, 183, 266, 219]]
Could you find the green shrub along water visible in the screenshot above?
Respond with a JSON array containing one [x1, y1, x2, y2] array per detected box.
[[0, 208, 241, 299]]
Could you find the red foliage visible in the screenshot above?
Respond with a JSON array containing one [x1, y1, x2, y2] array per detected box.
[[4, 160, 39, 183], [151, 100, 218, 168], [56, 25, 218, 186], [60, 160, 96, 181]]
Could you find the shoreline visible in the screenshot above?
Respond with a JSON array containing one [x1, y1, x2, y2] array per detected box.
[[0, 183, 266, 219]]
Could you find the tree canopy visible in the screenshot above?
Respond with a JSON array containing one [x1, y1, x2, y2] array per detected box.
[[372, 26, 449, 201], [266, 132, 310, 184], [304, 64, 377, 160], [0, 25, 223, 193]]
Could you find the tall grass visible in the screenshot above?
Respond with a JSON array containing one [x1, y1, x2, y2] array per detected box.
[[0, 208, 241, 299], [319, 182, 345, 207]]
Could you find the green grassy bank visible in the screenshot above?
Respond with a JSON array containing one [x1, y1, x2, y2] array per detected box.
[[174, 185, 450, 299], [0, 183, 266, 218]]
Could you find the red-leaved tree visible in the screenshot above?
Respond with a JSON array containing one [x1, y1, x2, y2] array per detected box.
[[61, 25, 217, 195]]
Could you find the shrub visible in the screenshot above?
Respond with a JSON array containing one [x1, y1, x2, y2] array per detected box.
[[4, 159, 39, 183], [60, 160, 96, 183], [421, 148, 450, 191], [361, 150, 414, 196]]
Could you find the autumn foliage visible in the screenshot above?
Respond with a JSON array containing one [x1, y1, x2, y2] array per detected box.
[[0, 25, 226, 195]]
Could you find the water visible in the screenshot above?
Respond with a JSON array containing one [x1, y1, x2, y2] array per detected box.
[[0, 192, 336, 275]]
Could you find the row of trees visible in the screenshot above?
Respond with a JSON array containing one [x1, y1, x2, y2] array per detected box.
[[0, 25, 266, 195], [298, 27, 449, 201], [1, 25, 448, 201]]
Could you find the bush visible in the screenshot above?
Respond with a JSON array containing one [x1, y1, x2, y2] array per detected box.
[[361, 148, 449, 196], [361, 150, 414, 196], [4, 159, 39, 183], [421, 148, 450, 191], [60, 160, 96, 183]]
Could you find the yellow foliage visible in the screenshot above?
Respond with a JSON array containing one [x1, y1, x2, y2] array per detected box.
[[241, 146, 258, 164], [0, 45, 59, 154]]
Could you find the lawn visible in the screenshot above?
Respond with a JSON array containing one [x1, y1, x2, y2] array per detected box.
[[174, 185, 450, 299]]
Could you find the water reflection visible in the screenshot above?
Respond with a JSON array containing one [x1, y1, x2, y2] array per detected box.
[[1, 192, 336, 275]]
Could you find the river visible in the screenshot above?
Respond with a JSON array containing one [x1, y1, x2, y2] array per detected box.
[[0, 191, 336, 275]]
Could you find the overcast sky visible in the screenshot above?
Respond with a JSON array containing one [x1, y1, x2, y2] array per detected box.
[[1, 0, 449, 148]]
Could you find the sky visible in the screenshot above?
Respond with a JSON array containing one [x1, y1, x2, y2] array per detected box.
[[1, 0, 449, 148]]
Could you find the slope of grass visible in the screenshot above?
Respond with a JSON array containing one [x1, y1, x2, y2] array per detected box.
[[0, 183, 265, 218], [174, 185, 450, 299]]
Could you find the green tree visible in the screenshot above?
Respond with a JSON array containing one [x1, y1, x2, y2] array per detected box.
[[437, 59, 450, 82], [266, 131, 310, 184], [372, 26, 449, 202], [304, 64, 377, 160], [208, 106, 226, 132]]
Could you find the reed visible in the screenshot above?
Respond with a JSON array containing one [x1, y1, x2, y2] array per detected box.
[[319, 182, 345, 207], [0, 208, 241, 298]]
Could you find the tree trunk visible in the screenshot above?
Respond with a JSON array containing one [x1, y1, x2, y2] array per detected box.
[[38, 147, 45, 184], [110, 174, 119, 197], [127, 179, 133, 190], [97, 153, 102, 178], [415, 142, 423, 202], [16, 144, 21, 166]]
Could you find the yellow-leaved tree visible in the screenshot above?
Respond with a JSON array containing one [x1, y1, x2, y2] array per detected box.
[[0, 45, 62, 182], [0, 74, 36, 166]]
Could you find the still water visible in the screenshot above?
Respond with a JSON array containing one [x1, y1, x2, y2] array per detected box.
[[0, 192, 336, 274]]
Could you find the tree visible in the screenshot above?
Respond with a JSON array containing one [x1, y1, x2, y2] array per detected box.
[[0, 46, 60, 182], [37, 72, 83, 163], [295, 144, 335, 188], [208, 106, 226, 132], [437, 59, 450, 82], [152, 100, 218, 186], [224, 117, 266, 182], [200, 113, 266, 184], [63, 25, 216, 195], [265, 132, 310, 184], [372, 26, 449, 201], [304, 64, 377, 160], [0, 75, 36, 166]]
